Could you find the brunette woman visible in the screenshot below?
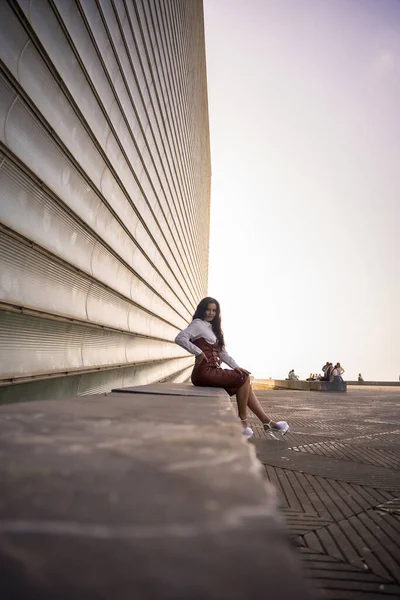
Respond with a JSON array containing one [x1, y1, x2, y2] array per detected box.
[[175, 297, 289, 439]]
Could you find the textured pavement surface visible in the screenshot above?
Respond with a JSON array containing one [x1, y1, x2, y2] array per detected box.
[[249, 386, 400, 599]]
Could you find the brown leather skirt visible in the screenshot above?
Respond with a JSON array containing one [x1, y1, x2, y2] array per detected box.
[[191, 337, 248, 396]]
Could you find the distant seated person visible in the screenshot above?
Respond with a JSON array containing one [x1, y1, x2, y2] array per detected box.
[[288, 369, 299, 381], [358, 373, 364, 382]]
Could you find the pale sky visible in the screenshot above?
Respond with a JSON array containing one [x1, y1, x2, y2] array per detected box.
[[204, 0, 400, 381]]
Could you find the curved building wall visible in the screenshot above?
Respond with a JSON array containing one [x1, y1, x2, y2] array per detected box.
[[0, 0, 210, 402]]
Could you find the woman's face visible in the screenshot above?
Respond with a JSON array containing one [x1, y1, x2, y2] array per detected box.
[[204, 303, 217, 322]]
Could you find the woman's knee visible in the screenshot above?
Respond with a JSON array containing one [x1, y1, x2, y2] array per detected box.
[[238, 375, 250, 391]]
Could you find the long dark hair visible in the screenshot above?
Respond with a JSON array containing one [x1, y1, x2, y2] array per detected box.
[[193, 297, 225, 349]]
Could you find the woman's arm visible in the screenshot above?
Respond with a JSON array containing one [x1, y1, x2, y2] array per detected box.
[[219, 348, 239, 369], [175, 320, 204, 356], [220, 348, 251, 378]]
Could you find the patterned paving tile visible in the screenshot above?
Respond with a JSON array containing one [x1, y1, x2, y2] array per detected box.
[[249, 387, 400, 597], [264, 466, 396, 520], [376, 497, 400, 517], [299, 547, 400, 598], [300, 510, 400, 583], [289, 442, 400, 469], [257, 445, 400, 491], [280, 508, 333, 536]]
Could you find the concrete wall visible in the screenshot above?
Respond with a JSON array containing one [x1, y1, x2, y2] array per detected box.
[[254, 379, 347, 392], [347, 381, 400, 387], [0, 0, 210, 402]]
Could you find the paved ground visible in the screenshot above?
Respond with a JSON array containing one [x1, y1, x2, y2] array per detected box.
[[248, 386, 400, 599]]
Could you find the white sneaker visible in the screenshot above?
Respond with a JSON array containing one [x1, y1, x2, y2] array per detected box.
[[242, 426, 254, 439], [264, 420, 289, 440], [276, 421, 289, 435]]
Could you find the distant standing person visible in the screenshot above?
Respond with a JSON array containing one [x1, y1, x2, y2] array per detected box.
[[336, 363, 344, 377], [323, 362, 334, 381], [175, 297, 289, 439], [332, 364, 342, 382], [334, 362, 345, 382], [321, 362, 330, 380]]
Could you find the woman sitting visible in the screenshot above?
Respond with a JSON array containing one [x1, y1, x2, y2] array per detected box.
[[175, 297, 289, 440]]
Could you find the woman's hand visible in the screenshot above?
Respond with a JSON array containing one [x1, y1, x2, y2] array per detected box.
[[195, 352, 208, 365], [234, 366, 251, 377]]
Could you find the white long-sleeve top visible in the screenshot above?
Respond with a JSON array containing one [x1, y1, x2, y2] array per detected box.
[[175, 319, 239, 369]]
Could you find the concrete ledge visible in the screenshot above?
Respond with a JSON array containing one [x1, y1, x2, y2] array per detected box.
[[254, 379, 347, 392], [0, 383, 309, 599], [347, 381, 400, 387], [111, 382, 224, 396]]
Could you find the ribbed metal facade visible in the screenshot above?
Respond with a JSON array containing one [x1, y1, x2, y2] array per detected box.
[[0, 0, 210, 402]]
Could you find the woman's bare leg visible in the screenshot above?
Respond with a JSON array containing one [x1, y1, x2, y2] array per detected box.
[[235, 377, 251, 428], [247, 388, 279, 428]]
